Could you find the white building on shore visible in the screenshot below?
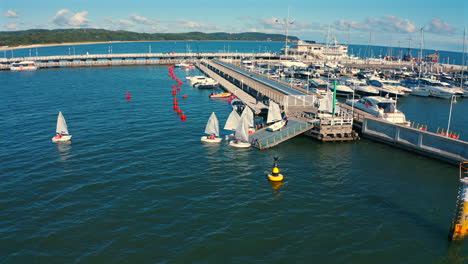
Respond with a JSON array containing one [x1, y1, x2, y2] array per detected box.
[[284, 40, 349, 61]]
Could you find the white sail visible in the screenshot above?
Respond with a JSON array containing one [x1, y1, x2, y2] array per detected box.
[[204, 112, 220, 136], [240, 106, 254, 128], [56, 111, 69, 135], [318, 92, 334, 113], [266, 100, 282, 123], [224, 110, 241, 131], [234, 114, 250, 142]]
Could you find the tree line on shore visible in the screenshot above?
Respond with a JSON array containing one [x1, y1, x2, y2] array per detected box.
[[0, 28, 298, 46]]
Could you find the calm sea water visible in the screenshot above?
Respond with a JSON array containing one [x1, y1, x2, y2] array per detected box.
[[4, 40, 466, 66], [1, 61, 468, 263]]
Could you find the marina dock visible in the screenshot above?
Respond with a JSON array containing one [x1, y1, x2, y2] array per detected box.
[[197, 59, 358, 148]]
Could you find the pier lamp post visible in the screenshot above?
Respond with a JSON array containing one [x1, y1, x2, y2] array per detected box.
[[447, 95, 457, 137]]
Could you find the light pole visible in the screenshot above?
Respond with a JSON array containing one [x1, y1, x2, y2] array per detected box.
[[447, 95, 457, 137]]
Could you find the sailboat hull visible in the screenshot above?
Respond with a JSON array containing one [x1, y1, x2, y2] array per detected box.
[[267, 120, 286, 132], [229, 140, 251, 148], [52, 135, 72, 142], [201, 136, 222, 143]]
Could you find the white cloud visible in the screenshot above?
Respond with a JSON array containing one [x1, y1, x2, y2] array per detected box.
[[5, 10, 18, 18], [334, 15, 417, 33], [68, 11, 90, 26], [119, 19, 134, 27], [129, 14, 154, 25], [174, 19, 219, 31], [5, 24, 18, 30], [424, 18, 456, 35], [51, 9, 90, 27]]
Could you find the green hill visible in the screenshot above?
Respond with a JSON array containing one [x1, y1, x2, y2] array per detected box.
[[0, 28, 298, 46]]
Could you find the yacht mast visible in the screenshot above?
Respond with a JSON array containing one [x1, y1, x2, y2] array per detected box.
[[461, 28, 466, 89]]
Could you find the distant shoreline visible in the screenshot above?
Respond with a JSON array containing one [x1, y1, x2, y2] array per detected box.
[[0, 40, 285, 51]]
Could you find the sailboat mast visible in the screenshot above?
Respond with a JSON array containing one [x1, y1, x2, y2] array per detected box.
[[461, 28, 466, 89], [417, 28, 424, 87]]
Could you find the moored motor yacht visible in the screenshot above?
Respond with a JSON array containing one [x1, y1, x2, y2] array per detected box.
[[418, 78, 458, 99], [10, 61, 37, 71], [345, 96, 410, 126], [367, 78, 406, 98], [194, 78, 219, 89], [341, 77, 380, 96]]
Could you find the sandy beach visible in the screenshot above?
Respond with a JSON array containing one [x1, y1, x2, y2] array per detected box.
[[0, 41, 139, 51]]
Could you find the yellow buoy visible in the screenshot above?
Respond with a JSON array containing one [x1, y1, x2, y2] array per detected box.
[[267, 157, 284, 182]]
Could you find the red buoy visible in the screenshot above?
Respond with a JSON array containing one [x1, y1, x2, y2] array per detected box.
[[172, 91, 177, 96], [177, 110, 183, 115], [181, 114, 187, 120], [173, 105, 179, 110], [177, 86, 181, 90], [126, 92, 131, 100], [183, 95, 187, 99]]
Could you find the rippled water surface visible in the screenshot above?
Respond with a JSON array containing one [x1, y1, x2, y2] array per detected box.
[[1, 65, 468, 263]]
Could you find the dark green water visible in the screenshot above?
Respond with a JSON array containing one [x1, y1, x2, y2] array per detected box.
[[1, 66, 467, 263]]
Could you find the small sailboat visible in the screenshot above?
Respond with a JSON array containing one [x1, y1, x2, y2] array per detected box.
[[266, 100, 285, 132], [201, 112, 222, 143], [224, 109, 241, 131], [52, 111, 72, 142], [229, 114, 251, 148]]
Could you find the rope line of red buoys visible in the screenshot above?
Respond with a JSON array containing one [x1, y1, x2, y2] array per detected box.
[[168, 65, 187, 121]]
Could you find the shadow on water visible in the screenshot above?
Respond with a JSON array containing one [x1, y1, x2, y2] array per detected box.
[[443, 242, 468, 263], [364, 194, 448, 239]]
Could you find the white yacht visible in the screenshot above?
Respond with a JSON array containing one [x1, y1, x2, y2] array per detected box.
[[418, 78, 458, 99], [10, 61, 37, 71], [367, 78, 406, 98], [194, 78, 219, 89], [186, 76, 207, 86], [345, 96, 410, 126], [341, 77, 380, 96], [379, 79, 412, 94], [328, 79, 354, 96], [309, 79, 329, 95]]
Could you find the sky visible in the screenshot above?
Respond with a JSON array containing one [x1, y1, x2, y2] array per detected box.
[[1, 0, 467, 51]]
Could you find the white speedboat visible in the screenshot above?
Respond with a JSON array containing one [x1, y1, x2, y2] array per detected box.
[[341, 77, 379, 96], [201, 112, 222, 143], [418, 78, 457, 99], [10, 61, 37, 71], [368, 78, 406, 98], [52, 111, 72, 142], [379, 79, 412, 94], [410, 87, 430, 97], [329, 79, 354, 96], [175, 62, 195, 69], [345, 96, 410, 125], [194, 78, 219, 89], [309, 79, 329, 95], [186, 76, 207, 86]]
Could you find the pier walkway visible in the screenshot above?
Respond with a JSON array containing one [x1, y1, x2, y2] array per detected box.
[[197, 62, 267, 114], [0, 52, 278, 70], [250, 119, 314, 149], [362, 117, 468, 165]]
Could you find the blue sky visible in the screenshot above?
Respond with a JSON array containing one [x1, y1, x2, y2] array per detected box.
[[1, 0, 466, 51]]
